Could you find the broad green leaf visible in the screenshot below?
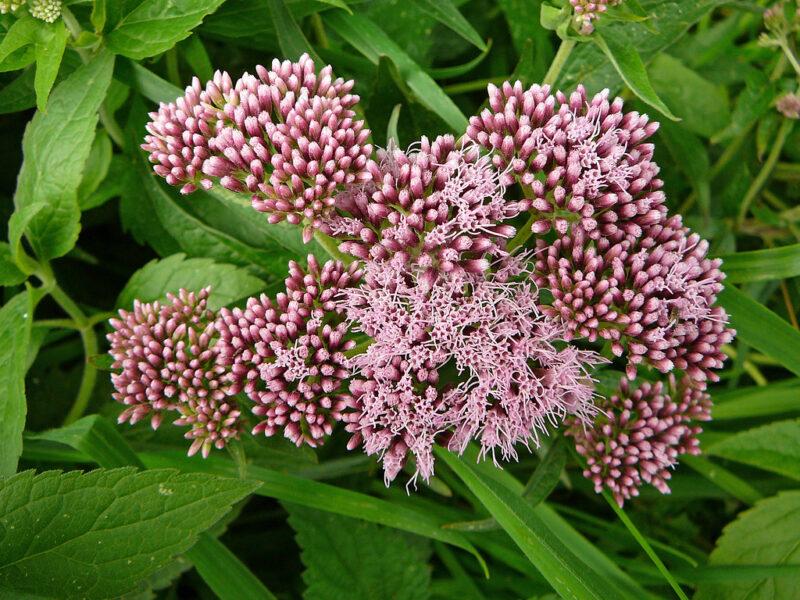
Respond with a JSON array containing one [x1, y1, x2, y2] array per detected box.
[[696, 491, 800, 599], [91, 0, 107, 32], [719, 245, 800, 283], [712, 381, 800, 420], [559, 0, 727, 93], [0, 468, 258, 599], [437, 449, 630, 600], [325, 11, 469, 133], [106, 0, 226, 60], [407, 0, 486, 50], [0, 243, 26, 286], [117, 253, 266, 311], [681, 455, 763, 505], [523, 438, 567, 507], [138, 449, 486, 571], [648, 53, 729, 137], [181, 34, 213, 82], [81, 153, 128, 210], [0, 291, 32, 477], [266, 0, 322, 64], [718, 286, 800, 377], [186, 534, 277, 600], [594, 33, 678, 121], [287, 503, 431, 600], [32, 20, 68, 112], [0, 52, 80, 115], [0, 15, 38, 65], [707, 420, 800, 481], [33, 414, 143, 469], [118, 58, 183, 104], [712, 70, 776, 144], [77, 130, 112, 202], [13, 50, 114, 260]]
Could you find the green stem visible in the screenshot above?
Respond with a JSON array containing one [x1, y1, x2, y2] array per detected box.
[[602, 492, 689, 600], [542, 39, 576, 86], [33, 318, 81, 330], [310, 13, 329, 49], [47, 283, 100, 425], [737, 119, 795, 226]]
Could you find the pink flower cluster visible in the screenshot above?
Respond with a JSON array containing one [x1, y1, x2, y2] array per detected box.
[[131, 56, 734, 501], [568, 375, 711, 506], [143, 54, 373, 241], [570, 0, 623, 35], [342, 257, 603, 484], [107, 289, 241, 458]]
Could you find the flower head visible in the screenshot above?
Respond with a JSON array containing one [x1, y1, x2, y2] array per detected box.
[[215, 255, 362, 447], [0, 0, 25, 14], [568, 375, 711, 506], [777, 92, 800, 119], [570, 0, 623, 34], [28, 0, 59, 22], [467, 83, 664, 241], [328, 137, 527, 272], [107, 288, 240, 457], [342, 256, 603, 484], [533, 215, 734, 382]]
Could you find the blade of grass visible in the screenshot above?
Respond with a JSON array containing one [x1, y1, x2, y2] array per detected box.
[[719, 244, 800, 283], [407, 0, 487, 50], [712, 380, 800, 420], [681, 455, 763, 505], [187, 534, 276, 600], [266, 0, 322, 64]]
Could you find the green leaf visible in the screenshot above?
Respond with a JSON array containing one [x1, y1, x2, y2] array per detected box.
[[436, 449, 631, 600], [33, 414, 144, 469], [77, 130, 112, 202], [719, 245, 800, 283], [325, 11, 468, 133], [712, 70, 776, 144], [91, 0, 107, 32], [0, 468, 258, 599], [712, 381, 800, 420], [718, 286, 800, 378], [0, 15, 38, 66], [266, 0, 321, 64], [118, 58, 183, 104], [696, 491, 800, 599], [407, 0, 486, 50], [118, 253, 266, 311], [81, 153, 127, 210], [106, 0, 226, 60], [287, 503, 431, 600], [658, 120, 710, 215], [181, 34, 213, 82], [594, 33, 679, 121], [138, 449, 486, 572], [0, 243, 26, 286], [707, 420, 800, 481], [0, 291, 33, 477], [648, 53, 729, 137], [13, 50, 114, 260], [523, 438, 567, 507], [186, 534, 277, 600], [32, 20, 68, 112], [681, 455, 763, 505], [559, 0, 726, 92]]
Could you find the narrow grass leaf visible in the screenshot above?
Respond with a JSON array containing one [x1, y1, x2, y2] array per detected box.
[[712, 381, 800, 420], [681, 455, 763, 505], [407, 0, 486, 50], [266, 0, 322, 63], [707, 420, 800, 481], [718, 286, 800, 377], [719, 244, 800, 283]]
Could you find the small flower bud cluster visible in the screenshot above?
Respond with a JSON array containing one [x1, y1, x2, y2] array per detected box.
[[341, 256, 603, 484], [215, 255, 363, 447], [107, 289, 241, 458], [0, 0, 25, 14], [468, 83, 664, 241], [28, 0, 60, 22], [777, 93, 800, 119], [326, 137, 527, 272], [142, 54, 373, 240], [568, 375, 711, 506], [570, 0, 623, 35]]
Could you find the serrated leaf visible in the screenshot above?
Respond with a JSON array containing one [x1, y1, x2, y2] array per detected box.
[[32, 20, 68, 112], [407, 0, 486, 51], [696, 491, 800, 599], [117, 253, 266, 310], [707, 420, 800, 481], [718, 286, 800, 378], [0, 291, 33, 477], [594, 33, 678, 121], [287, 504, 431, 600], [13, 50, 114, 260], [719, 244, 800, 283], [0, 468, 258, 599], [325, 11, 468, 133], [106, 0, 226, 60]]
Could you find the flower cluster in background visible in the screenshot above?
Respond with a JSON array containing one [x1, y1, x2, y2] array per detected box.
[[111, 54, 735, 504]]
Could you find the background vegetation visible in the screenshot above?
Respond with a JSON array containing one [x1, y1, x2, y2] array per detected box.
[[1, 0, 800, 598]]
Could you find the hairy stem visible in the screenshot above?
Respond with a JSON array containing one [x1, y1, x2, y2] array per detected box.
[[542, 39, 576, 87]]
